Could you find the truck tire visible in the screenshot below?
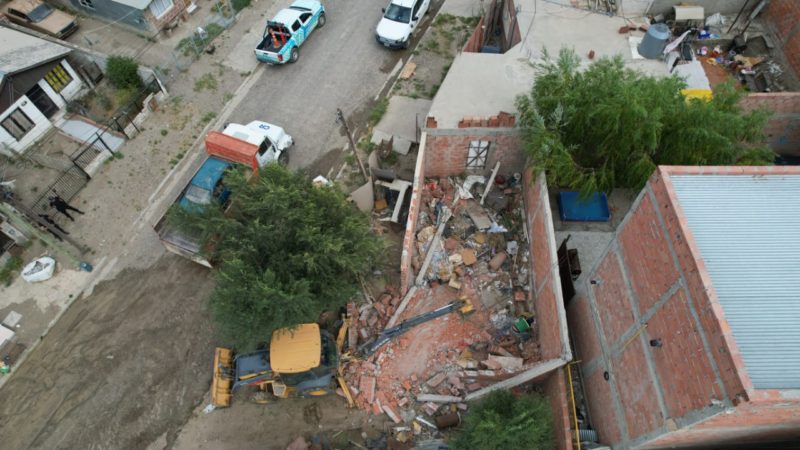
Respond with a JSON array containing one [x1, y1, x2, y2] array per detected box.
[[290, 47, 299, 63], [318, 13, 326, 27], [278, 151, 289, 166]]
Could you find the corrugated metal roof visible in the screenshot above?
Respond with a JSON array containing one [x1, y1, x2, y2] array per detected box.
[[670, 174, 800, 390]]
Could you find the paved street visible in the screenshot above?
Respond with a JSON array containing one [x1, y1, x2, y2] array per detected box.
[[226, 0, 412, 174]]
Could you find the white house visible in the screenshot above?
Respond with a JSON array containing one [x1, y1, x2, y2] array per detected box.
[[0, 26, 84, 156]]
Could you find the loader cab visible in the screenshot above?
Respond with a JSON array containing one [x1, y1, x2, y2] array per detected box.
[[270, 323, 338, 397]]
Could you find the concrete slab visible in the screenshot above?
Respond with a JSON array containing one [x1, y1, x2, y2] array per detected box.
[[554, 231, 614, 283], [439, 0, 485, 18], [223, 26, 261, 73], [372, 96, 431, 154]]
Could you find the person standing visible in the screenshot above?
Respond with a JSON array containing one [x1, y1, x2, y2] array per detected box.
[[38, 214, 69, 235], [49, 193, 84, 221]]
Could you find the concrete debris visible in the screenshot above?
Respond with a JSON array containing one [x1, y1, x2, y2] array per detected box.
[[485, 355, 524, 372], [341, 174, 542, 424], [426, 372, 448, 387], [417, 394, 463, 403]]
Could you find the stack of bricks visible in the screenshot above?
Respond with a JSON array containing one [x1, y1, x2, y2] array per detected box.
[[457, 111, 516, 128]]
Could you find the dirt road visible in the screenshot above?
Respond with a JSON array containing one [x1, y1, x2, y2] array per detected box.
[[0, 255, 216, 449]]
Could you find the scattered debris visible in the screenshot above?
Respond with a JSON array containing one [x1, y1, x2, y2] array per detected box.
[[341, 173, 542, 435]]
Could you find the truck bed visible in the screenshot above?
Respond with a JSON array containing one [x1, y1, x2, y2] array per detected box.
[[257, 34, 288, 53]]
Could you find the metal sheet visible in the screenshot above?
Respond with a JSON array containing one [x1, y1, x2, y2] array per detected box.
[[671, 174, 800, 389]]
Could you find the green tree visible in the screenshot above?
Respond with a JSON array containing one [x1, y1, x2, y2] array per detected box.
[[169, 165, 382, 350], [451, 390, 554, 450], [516, 48, 774, 194], [106, 56, 142, 90]]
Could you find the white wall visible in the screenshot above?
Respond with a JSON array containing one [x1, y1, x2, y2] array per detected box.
[[37, 60, 85, 110], [0, 95, 53, 156]]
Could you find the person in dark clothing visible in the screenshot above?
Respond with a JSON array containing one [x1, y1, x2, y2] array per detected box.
[[49, 194, 84, 221], [38, 214, 69, 235]]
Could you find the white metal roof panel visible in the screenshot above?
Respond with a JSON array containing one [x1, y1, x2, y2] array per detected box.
[[670, 174, 800, 390], [0, 27, 70, 75]]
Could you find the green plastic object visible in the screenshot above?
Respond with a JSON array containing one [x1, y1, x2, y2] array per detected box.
[[513, 317, 531, 333]]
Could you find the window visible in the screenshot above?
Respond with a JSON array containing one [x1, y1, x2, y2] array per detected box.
[[291, 20, 301, 32], [78, 0, 94, 9], [8, 8, 27, 20], [467, 140, 490, 169], [44, 63, 73, 93], [299, 12, 311, 23], [1, 109, 36, 141], [148, 0, 173, 18], [412, 0, 422, 17]]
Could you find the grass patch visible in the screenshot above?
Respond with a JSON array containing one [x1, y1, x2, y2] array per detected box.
[[232, 0, 251, 11], [0, 255, 23, 287], [368, 98, 389, 126], [343, 153, 356, 166], [434, 13, 458, 28], [223, 92, 234, 102], [383, 151, 398, 165], [200, 112, 217, 125], [194, 73, 218, 92], [160, 129, 169, 136], [357, 136, 376, 154], [429, 83, 440, 98], [177, 23, 225, 56]]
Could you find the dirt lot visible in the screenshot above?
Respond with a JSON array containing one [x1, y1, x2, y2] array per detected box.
[[0, 254, 383, 449]]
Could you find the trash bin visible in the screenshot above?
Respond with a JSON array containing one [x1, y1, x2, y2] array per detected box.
[[638, 23, 670, 59]]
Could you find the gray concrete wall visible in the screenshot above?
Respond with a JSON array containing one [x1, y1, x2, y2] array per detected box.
[[644, 0, 750, 16], [66, 0, 151, 32]]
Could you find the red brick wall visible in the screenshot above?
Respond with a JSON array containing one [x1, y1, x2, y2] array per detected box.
[[522, 168, 569, 361], [543, 369, 574, 450], [765, 0, 800, 78], [423, 132, 524, 178], [463, 16, 485, 53], [572, 166, 800, 449], [144, 0, 188, 32], [738, 93, 800, 155], [641, 400, 800, 449], [649, 169, 750, 403]]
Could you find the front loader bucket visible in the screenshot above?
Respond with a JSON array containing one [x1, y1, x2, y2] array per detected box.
[[212, 347, 234, 408]]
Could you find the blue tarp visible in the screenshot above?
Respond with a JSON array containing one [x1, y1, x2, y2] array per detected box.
[[558, 192, 610, 222]]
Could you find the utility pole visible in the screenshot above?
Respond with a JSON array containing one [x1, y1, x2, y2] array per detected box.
[[336, 108, 368, 179]]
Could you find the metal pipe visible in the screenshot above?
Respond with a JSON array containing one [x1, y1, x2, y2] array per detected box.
[[567, 363, 582, 450], [727, 0, 752, 34]]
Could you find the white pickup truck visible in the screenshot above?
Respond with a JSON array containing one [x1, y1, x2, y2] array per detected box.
[[154, 121, 293, 267]]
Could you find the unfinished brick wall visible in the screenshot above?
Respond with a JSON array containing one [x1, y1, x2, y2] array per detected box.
[[765, 0, 800, 79], [463, 16, 485, 52], [739, 93, 800, 155], [522, 168, 570, 361], [641, 400, 800, 449], [570, 165, 800, 449], [543, 369, 574, 450], [423, 116, 524, 178]]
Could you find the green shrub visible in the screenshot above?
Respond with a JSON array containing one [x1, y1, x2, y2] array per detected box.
[[451, 390, 554, 450], [0, 255, 24, 287], [106, 56, 142, 90]]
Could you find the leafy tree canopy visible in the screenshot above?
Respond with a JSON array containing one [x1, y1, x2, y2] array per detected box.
[[516, 48, 774, 194], [451, 390, 554, 450], [169, 164, 382, 350]]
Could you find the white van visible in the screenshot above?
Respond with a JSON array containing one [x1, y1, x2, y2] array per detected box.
[[375, 0, 430, 49]]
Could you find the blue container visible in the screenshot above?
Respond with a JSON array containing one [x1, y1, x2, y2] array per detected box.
[[558, 192, 611, 222]]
